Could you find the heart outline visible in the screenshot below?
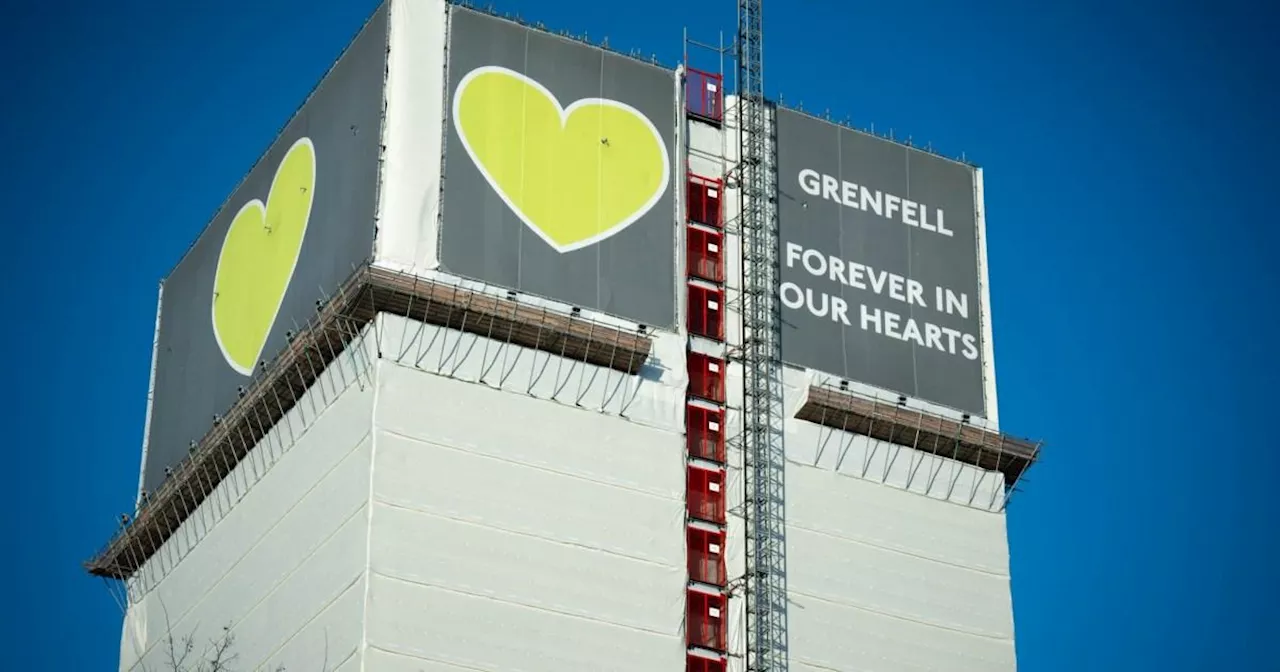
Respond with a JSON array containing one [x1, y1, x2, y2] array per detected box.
[[210, 136, 316, 376], [451, 65, 671, 253]]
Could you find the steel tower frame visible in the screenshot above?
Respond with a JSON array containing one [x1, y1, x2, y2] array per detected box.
[[736, 0, 788, 669]]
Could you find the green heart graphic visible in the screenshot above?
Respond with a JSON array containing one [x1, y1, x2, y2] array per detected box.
[[452, 66, 670, 252], [211, 137, 315, 375]]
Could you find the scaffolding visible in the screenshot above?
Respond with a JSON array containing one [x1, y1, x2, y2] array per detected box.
[[84, 262, 654, 583], [736, 0, 789, 668], [797, 381, 1041, 511]]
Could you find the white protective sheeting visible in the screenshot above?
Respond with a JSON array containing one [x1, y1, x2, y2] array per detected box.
[[974, 167, 1000, 429], [788, 593, 1015, 672], [688, 119, 727, 180], [375, 312, 687, 433], [786, 461, 1016, 671], [365, 361, 687, 671], [119, 339, 375, 672], [376, 0, 447, 273], [787, 462, 1010, 579], [365, 646, 518, 671], [135, 280, 164, 506]]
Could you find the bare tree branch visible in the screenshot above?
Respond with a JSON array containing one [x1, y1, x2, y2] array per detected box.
[[199, 625, 238, 672], [159, 598, 194, 672], [149, 612, 346, 672], [151, 616, 257, 672]]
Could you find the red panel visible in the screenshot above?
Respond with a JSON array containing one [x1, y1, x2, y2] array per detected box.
[[687, 352, 726, 404], [686, 653, 728, 672], [685, 68, 724, 122], [688, 465, 726, 525], [687, 173, 724, 229], [686, 404, 725, 463], [688, 284, 725, 341], [687, 589, 728, 651], [687, 526, 727, 587], [687, 226, 725, 284]]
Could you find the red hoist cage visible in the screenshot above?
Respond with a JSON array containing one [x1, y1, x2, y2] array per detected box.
[[686, 226, 725, 284], [685, 68, 724, 123], [687, 464, 726, 525], [687, 526, 727, 587], [684, 55, 728, 672], [687, 173, 724, 229], [687, 587, 729, 651], [687, 352, 726, 405], [686, 403, 726, 463], [687, 284, 725, 342], [687, 653, 728, 672]]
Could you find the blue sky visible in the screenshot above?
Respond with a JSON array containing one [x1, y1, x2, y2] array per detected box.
[[3, 0, 1277, 669]]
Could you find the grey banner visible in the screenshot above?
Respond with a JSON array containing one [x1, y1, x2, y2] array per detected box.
[[141, 5, 387, 493], [776, 108, 986, 416], [440, 7, 677, 328]]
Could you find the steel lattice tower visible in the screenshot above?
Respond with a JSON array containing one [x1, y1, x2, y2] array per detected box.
[[736, 0, 788, 669]]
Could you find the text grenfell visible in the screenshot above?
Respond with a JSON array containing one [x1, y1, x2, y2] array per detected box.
[[797, 168, 953, 237]]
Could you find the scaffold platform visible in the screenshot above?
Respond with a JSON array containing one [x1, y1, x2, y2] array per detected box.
[[85, 263, 654, 580]]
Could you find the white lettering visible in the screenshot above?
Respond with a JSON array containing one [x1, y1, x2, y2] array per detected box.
[[918, 204, 937, 233], [821, 174, 839, 201], [868, 267, 889, 295], [847, 262, 867, 290], [941, 327, 962, 355], [780, 241, 982, 364], [850, 305, 976, 359], [887, 274, 906, 302], [962, 333, 979, 361], [831, 297, 851, 325], [798, 169, 821, 196], [841, 181, 858, 209], [902, 200, 919, 227], [860, 304, 882, 333], [937, 209, 952, 236], [780, 244, 939, 311], [801, 248, 826, 277], [828, 257, 847, 285], [884, 193, 901, 220], [924, 323, 944, 351], [807, 288, 830, 319], [785, 241, 803, 268], [883, 310, 901, 339], [861, 186, 882, 217], [780, 282, 805, 310], [944, 289, 969, 319], [795, 169, 955, 237], [901, 317, 924, 347], [907, 280, 926, 308]]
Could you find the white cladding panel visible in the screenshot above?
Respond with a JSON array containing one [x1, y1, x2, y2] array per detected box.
[[786, 461, 1016, 671], [788, 592, 1015, 672], [373, 312, 687, 433], [364, 360, 687, 670], [118, 342, 375, 672], [721, 414, 1015, 672], [376, 0, 447, 273], [788, 459, 1011, 575]]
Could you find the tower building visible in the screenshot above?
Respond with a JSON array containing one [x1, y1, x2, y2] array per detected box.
[[88, 2, 1039, 670]]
